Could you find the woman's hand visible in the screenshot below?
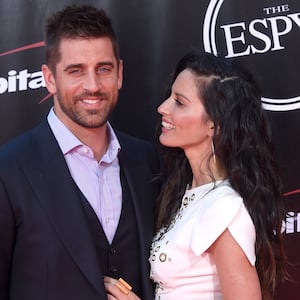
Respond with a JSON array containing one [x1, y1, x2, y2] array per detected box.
[[104, 276, 141, 300]]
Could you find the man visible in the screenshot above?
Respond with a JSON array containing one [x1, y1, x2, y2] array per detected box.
[[0, 5, 160, 300]]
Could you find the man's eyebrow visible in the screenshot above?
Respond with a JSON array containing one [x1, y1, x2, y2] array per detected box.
[[96, 61, 114, 67], [63, 64, 83, 72]]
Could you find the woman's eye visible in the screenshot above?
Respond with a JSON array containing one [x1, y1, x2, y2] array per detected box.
[[175, 99, 183, 106]]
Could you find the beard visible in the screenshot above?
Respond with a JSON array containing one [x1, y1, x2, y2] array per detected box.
[[57, 90, 118, 128]]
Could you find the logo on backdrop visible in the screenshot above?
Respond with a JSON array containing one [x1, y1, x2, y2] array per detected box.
[[0, 42, 46, 98], [282, 211, 300, 235], [282, 189, 300, 235], [203, 0, 300, 111], [0, 69, 44, 95]]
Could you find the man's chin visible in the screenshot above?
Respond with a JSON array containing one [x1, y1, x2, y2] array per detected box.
[[81, 120, 107, 129], [71, 113, 106, 128]]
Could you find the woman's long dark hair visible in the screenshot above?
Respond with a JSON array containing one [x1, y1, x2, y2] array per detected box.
[[156, 51, 287, 300]]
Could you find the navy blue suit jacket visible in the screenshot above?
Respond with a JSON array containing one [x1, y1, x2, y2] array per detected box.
[[0, 119, 160, 300]]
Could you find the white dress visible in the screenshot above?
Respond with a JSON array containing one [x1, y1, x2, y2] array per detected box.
[[149, 180, 256, 300]]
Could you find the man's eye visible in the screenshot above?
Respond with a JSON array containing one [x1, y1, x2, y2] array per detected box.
[[69, 69, 81, 74], [98, 67, 111, 73]]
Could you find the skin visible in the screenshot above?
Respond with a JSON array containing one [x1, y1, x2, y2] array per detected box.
[[42, 37, 123, 161], [210, 230, 262, 299], [104, 277, 141, 300], [158, 69, 262, 299], [157, 69, 216, 187]]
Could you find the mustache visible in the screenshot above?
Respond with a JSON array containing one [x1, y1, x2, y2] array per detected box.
[[74, 91, 108, 100]]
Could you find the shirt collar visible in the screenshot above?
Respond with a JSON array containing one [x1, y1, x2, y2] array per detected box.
[[47, 107, 121, 162]]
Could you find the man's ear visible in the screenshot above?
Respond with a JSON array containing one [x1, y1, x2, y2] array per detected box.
[[117, 59, 123, 90], [42, 64, 56, 94]]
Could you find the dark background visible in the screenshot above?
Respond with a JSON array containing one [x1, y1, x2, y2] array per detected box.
[[0, 1, 299, 298]]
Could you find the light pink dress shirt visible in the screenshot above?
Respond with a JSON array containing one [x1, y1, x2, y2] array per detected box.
[[47, 108, 121, 244]]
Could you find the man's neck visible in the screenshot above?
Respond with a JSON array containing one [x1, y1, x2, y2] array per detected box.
[[72, 124, 109, 162]]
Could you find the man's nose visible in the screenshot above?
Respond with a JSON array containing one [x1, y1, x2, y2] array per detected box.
[[82, 72, 101, 92]]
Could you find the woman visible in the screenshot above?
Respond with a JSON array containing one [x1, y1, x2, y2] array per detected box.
[[104, 51, 286, 299], [149, 51, 286, 300]]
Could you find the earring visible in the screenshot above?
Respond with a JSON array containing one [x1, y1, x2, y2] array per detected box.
[[211, 139, 216, 164]]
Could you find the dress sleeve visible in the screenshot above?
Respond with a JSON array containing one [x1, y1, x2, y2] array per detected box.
[[190, 186, 256, 266]]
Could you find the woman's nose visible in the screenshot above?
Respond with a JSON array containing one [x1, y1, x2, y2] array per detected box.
[[157, 99, 169, 115]]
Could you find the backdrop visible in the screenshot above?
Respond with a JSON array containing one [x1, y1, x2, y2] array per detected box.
[[0, 0, 299, 298]]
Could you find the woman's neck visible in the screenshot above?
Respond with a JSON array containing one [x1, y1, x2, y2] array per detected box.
[[189, 159, 226, 189]]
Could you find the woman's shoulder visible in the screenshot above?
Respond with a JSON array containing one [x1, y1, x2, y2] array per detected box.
[[190, 180, 255, 261], [191, 179, 243, 211]]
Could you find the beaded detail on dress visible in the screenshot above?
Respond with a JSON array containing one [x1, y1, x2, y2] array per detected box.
[[150, 191, 196, 293], [150, 182, 220, 294]]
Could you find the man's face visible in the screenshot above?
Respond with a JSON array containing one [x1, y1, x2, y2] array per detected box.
[[43, 37, 123, 131]]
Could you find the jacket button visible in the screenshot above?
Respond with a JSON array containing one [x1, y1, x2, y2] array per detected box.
[[111, 266, 118, 273], [110, 248, 117, 255]]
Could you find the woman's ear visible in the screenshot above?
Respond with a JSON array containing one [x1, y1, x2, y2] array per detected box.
[[208, 121, 215, 136], [208, 121, 220, 136]]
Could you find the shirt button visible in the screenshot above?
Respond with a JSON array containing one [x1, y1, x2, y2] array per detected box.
[[82, 147, 89, 154]]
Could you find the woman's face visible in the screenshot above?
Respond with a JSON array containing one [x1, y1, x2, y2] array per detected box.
[[157, 69, 214, 158]]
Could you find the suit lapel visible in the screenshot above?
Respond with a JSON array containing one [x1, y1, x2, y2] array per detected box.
[[118, 140, 154, 245], [117, 134, 156, 299], [24, 121, 104, 295]]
